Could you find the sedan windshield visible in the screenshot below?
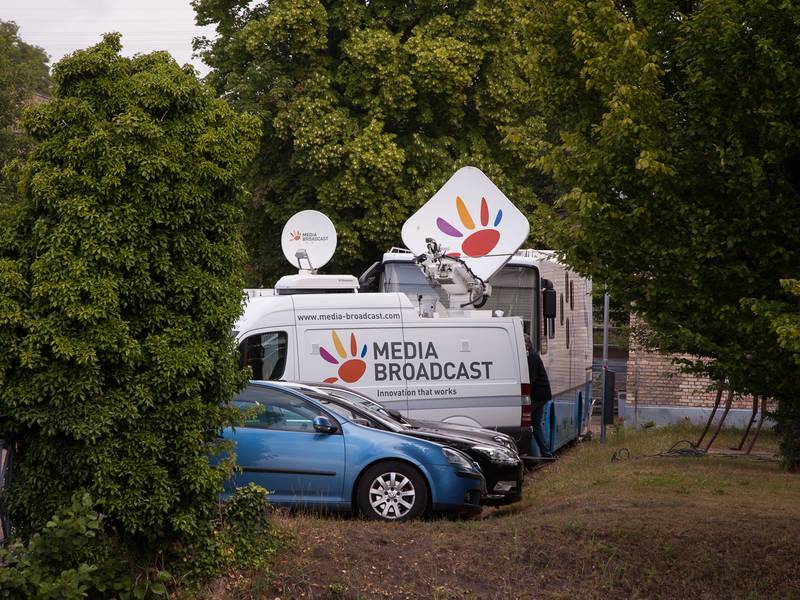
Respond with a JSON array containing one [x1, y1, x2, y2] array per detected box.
[[304, 392, 407, 433], [320, 388, 413, 426]]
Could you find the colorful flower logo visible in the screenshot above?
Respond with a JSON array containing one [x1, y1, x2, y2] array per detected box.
[[289, 230, 301, 241], [435, 196, 503, 258], [319, 331, 368, 384]]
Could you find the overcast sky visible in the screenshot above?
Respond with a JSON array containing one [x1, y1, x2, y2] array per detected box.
[[2, 0, 215, 76]]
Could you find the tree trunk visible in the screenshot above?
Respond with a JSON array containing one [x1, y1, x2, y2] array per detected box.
[[777, 401, 800, 472]]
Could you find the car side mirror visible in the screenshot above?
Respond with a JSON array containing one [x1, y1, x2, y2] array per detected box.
[[313, 416, 338, 434]]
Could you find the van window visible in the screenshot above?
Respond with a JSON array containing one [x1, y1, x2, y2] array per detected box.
[[566, 318, 571, 349], [239, 331, 288, 380], [482, 265, 537, 333], [569, 280, 574, 310]]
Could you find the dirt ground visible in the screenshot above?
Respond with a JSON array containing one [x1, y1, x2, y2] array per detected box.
[[208, 425, 800, 600]]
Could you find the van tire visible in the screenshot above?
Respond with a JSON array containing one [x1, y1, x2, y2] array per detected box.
[[357, 461, 428, 521]]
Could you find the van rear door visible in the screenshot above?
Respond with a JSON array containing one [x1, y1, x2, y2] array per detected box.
[[400, 322, 522, 430]]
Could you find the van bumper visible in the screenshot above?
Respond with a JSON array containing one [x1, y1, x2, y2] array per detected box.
[[497, 425, 532, 457]]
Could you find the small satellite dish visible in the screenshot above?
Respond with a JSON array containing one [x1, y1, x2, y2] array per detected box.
[[281, 210, 337, 271], [401, 167, 530, 281]]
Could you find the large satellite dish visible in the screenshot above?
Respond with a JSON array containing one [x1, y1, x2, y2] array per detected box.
[[281, 210, 337, 270], [401, 167, 530, 281]]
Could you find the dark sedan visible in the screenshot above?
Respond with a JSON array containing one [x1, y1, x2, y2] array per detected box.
[[283, 382, 524, 505]]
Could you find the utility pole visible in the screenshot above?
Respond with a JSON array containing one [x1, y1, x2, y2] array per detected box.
[[601, 290, 610, 443]]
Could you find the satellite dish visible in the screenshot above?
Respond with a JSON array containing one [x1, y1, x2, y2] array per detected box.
[[401, 167, 530, 281], [281, 210, 337, 271]]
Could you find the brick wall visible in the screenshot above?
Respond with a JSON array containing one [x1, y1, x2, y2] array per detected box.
[[626, 317, 758, 410]]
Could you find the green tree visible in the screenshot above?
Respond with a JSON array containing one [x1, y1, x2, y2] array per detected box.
[[0, 33, 261, 544], [0, 20, 50, 192], [194, 0, 550, 284], [749, 280, 800, 469], [513, 0, 800, 467]]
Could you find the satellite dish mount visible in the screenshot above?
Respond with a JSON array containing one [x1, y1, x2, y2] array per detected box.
[[294, 248, 314, 272]]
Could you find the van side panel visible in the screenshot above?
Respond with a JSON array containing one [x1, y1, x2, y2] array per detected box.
[[295, 324, 409, 415], [290, 294, 411, 414], [400, 323, 521, 430], [236, 292, 529, 440], [536, 258, 594, 452]]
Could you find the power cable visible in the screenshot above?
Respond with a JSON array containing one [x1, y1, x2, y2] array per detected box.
[[610, 439, 780, 463]]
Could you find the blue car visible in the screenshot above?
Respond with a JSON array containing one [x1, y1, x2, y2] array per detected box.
[[222, 382, 484, 521]]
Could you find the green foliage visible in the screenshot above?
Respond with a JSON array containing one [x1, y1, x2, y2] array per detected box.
[[0, 33, 261, 547], [0, 492, 137, 599], [749, 279, 800, 470], [748, 280, 800, 363], [0, 20, 50, 197], [194, 0, 552, 284], [181, 483, 278, 581], [514, 0, 800, 468], [0, 487, 277, 598]]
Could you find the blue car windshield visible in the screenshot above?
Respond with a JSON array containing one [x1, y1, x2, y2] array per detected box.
[[316, 388, 413, 427], [304, 392, 406, 433]]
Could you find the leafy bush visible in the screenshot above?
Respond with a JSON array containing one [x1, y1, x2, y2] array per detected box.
[[180, 483, 277, 581], [0, 492, 152, 599], [0, 487, 278, 598], [0, 33, 260, 553]]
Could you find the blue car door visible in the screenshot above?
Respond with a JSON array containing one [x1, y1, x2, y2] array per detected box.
[[230, 386, 346, 506]]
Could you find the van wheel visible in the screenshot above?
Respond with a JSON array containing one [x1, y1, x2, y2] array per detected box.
[[357, 461, 428, 521]]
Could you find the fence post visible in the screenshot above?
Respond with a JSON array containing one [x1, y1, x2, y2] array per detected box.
[[600, 291, 610, 442]]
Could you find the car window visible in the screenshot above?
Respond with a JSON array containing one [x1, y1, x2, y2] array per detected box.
[[233, 386, 334, 432], [316, 400, 358, 421], [239, 331, 288, 380]]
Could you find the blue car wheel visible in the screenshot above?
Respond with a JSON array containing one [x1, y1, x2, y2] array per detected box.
[[357, 461, 428, 521]]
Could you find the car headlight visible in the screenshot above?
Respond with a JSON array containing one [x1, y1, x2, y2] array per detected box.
[[473, 445, 520, 465], [442, 447, 475, 469], [493, 435, 517, 451]]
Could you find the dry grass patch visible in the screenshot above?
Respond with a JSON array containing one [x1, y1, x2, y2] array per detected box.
[[206, 424, 800, 600]]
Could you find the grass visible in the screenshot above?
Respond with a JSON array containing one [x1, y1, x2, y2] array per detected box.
[[205, 424, 800, 599]]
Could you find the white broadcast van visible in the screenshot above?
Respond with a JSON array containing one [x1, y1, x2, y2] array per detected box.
[[234, 291, 533, 450]]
